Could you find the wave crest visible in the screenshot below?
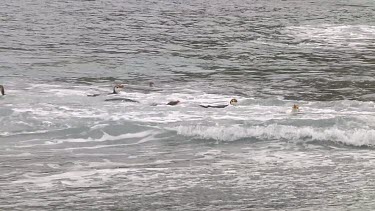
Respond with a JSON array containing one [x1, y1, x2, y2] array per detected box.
[[175, 124, 375, 146]]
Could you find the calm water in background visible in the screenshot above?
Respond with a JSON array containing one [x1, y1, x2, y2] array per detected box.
[[1, 0, 375, 210]]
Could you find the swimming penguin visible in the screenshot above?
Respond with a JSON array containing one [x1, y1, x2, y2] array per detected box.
[[150, 100, 180, 106], [199, 98, 238, 108], [103, 84, 140, 102], [124, 81, 160, 93], [292, 104, 300, 113], [87, 84, 124, 97], [167, 100, 180, 106], [110, 84, 124, 94], [104, 97, 139, 103], [0, 85, 4, 95]]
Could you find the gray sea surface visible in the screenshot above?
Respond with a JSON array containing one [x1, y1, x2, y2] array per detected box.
[[1, 0, 375, 210]]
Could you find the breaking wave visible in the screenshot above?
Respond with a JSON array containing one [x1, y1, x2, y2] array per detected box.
[[175, 124, 375, 147]]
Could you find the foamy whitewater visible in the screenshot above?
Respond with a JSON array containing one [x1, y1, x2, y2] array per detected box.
[[1, 0, 375, 210]]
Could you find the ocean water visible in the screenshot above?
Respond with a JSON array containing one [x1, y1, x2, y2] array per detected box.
[[1, 0, 375, 210]]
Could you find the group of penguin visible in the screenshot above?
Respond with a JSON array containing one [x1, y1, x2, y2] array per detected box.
[[0, 84, 300, 112], [87, 83, 239, 108]]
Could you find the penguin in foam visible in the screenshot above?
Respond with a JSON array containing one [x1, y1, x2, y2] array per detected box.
[[125, 81, 162, 92], [291, 104, 300, 113], [87, 84, 124, 97], [110, 84, 125, 94], [150, 100, 180, 106], [104, 84, 140, 102], [199, 98, 238, 108], [167, 100, 180, 106], [0, 85, 4, 96]]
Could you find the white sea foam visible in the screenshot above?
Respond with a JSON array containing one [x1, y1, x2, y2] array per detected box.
[[12, 170, 116, 188], [0, 152, 33, 157], [56, 137, 164, 151], [45, 130, 160, 145], [285, 24, 375, 49], [12, 167, 169, 188], [195, 149, 223, 160], [174, 124, 375, 146]]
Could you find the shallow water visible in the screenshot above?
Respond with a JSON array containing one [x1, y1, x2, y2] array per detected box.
[[1, 0, 375, 210]]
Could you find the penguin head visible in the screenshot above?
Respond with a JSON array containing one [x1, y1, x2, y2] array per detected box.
[[113, 84, 124, 93], [230, 98, 238, 106]]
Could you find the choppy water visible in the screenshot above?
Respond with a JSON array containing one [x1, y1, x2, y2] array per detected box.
[[1, 0, 375, 210]]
